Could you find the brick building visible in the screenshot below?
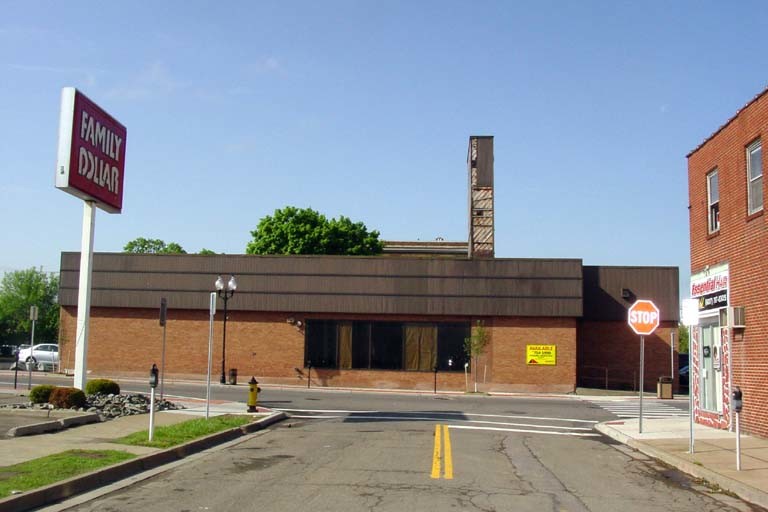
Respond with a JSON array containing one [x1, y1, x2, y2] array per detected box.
[[687, 87, 768, 438], [57, 136, 680, 394]]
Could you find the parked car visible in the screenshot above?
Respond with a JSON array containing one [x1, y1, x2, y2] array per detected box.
[[16, 343, 59, 366], [679, 365, 689, 387]]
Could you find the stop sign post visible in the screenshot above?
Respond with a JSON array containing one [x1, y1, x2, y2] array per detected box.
[[628, 299, 660, 434]]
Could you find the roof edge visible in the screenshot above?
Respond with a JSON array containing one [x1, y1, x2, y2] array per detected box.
[[687, 83, 768, 158]]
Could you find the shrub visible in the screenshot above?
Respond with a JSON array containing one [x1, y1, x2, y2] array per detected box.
[[29, 384, 56, 404], [85, 379, 121, 396], [49, 387, 86, 409]]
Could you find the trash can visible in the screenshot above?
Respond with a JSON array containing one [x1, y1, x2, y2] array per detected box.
[[228, 368, 238, 385], [657, 376, 673, 399]]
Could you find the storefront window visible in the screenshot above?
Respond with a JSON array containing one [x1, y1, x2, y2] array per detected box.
[[304, 320, 470, 371]]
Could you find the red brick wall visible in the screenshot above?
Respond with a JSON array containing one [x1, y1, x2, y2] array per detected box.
[[579, 321, 678, 392], [688, 91, 768, 438], [489, 317, 577, 393], [59, 308, 577, 393]]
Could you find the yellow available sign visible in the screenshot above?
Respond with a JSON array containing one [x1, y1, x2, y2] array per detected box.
[[526, 345, 556, 365]]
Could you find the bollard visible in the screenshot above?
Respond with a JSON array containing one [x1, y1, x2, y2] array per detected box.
[[247, 377, 260, 412]]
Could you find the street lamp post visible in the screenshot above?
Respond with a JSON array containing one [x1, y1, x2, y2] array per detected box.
[[215, 275, 237, 384]]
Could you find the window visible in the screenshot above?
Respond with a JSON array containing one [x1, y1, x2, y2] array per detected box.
[[304, 320, 337, 368], [707, 169, 719, 233], [747, 140, 763, 214], [436, 324, 470, 370], [370, 322, 403, 370], [304, 320, 470, 371]]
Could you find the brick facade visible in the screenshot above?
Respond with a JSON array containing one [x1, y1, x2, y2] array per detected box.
[[59, 307, 578, 392], [579, 321, 678, 392], [688, 87, 768, 438]]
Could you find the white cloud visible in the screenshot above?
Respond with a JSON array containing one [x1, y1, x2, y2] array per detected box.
[[103, 61, 186, 100], [253, 56, 282, 73]]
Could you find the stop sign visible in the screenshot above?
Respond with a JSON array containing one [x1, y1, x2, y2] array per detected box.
[[627, 300, 660, 335]]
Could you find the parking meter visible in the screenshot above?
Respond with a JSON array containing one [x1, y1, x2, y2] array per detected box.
[[149, 364, 159, 388], [732, 386, 743, 413]]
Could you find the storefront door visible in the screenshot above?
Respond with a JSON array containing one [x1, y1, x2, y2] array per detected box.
[[699, 317, 723, 413]]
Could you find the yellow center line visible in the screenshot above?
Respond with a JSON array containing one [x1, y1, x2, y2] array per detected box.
[[431, 424, 442, 478], [443, 424, 453, 479]]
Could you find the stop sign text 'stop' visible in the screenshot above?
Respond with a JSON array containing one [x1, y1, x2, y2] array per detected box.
[[627, 300, 660, 336]]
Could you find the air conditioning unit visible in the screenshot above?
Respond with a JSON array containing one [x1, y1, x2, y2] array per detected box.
[[732, 306, 746, 329], [719, 306, 746, 329]]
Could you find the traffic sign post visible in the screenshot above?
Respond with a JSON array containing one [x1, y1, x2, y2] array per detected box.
[[628, 300, 661, 434]]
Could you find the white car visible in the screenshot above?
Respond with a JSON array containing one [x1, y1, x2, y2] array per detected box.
[[17, 343, 59, 366]]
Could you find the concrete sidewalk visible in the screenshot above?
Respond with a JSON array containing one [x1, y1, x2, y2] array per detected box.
[[597, 416, 768, 509], [1, 396, 274, 465], [0, 391, 286, 511]]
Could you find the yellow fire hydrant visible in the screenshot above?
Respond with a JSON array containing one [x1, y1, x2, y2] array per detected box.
[[247, 377, 260, 412]]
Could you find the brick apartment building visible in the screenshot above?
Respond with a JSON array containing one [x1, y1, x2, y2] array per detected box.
[[687, 87, 768, 438], [57, 137, 680, 394]]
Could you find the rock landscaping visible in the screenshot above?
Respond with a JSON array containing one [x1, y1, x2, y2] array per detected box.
[[2, 393, 185, 420]]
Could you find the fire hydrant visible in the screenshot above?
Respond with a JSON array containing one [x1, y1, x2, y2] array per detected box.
[[247, 377, 260, 412]]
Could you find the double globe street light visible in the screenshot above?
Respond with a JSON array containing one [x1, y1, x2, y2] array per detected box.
[[215, 275, 237, 384]]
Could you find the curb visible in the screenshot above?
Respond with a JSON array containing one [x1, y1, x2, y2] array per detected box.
[[7, 413, 101, 437], [595, 423, 768, 509], [0, 411, 287, 512]]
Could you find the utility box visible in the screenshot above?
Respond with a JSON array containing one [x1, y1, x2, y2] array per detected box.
[[657, 376, 673, 399], [228, 368, 238, 385]]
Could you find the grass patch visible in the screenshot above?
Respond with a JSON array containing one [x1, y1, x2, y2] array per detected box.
[[115, 415, 252, 448], [0, 450, 135, 498]]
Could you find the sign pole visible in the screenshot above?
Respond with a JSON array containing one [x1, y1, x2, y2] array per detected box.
[[670, 330, 675, 381], [206, 292, 216, 420], [73, 201, 95, 391], [639, 335, 644, 434], [689, 334, 695, 453], [159, 298, 168, 402], [736, 411, 741, 470]]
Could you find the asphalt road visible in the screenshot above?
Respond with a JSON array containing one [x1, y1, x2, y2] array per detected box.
[[18, 380, 754, 512]]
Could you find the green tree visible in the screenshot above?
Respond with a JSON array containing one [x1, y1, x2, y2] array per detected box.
[[464, 320, 490, 393], [245, 206, 384, 256], [198, 248, 217, 255], [123, 238, 186, 254], [678, 324, 689, 354], [0, 268, 59, 344]]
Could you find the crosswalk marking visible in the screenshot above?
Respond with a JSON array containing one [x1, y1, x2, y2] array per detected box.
[[585, 398, 688, 419], [278, 408, 600, 437]]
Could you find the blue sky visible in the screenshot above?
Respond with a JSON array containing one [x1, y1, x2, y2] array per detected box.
[[2, 2, 767, 296]]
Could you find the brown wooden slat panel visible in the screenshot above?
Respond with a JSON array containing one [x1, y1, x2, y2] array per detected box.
[[60, 253, 584, 317], [61, 288, 583, 317], [62, 271, 581, 298], [582, 266, 679, 321], [60, 253, 582, 279]]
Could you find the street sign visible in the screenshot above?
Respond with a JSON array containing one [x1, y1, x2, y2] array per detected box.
[[628, 300, 660, 336]]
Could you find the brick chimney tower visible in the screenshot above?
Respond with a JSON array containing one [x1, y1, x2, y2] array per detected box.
[[468, 136, 494, 258]]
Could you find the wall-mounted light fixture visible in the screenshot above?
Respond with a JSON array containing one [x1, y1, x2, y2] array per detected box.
[[621, 288, 635, 302]]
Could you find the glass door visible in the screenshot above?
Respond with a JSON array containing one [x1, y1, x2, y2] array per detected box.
[[699, 317, 723, 413]]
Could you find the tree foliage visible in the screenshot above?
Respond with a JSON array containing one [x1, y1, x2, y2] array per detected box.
[[245, 207, 384, 256], [198, 248, 217, 255], [678, 324, 689, 354], [0, 268, 59, 344], [464, 320, 490, 392], [123, 238, 186, 254]]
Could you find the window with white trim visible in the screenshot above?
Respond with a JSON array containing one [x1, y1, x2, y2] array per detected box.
[[707, 169, 719, 233], [747, 140, 763, 214]]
